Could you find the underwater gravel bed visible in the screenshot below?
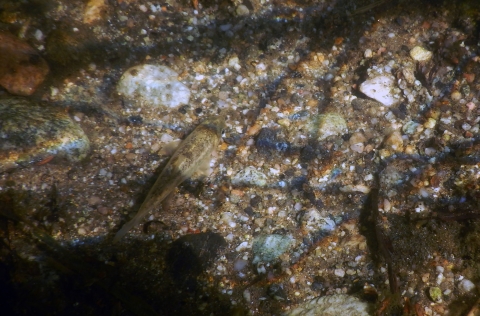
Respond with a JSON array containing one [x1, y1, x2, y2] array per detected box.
[[0, 0, 479, 315]]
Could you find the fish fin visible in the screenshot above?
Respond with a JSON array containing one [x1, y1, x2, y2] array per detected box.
[[158, 140, 182, 156], [112, 208, 149, 243], [191, 155, 213, 179]]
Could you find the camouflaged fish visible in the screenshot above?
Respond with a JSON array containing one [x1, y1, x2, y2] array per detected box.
[[113, 115, 225, 242]]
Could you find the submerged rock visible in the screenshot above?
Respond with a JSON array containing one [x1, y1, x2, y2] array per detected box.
[[0, 32, 49, 96], [410, 46, 433, 62], [0, 97, 90, 173], [284, 294, 371, 316], [117, 64, 190, 109], [252, 234, 295, 264], [359, 75, 400, 106], [231, 166, 268, 187], [308, 113, 347, 141]]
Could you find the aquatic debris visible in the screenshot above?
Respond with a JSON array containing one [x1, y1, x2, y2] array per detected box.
[[113, 115, 225, 242]]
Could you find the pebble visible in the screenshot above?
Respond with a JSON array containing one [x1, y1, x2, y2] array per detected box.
[[410, 46, 433, 61], [458, 279, 475, 292], [231, 166, 268, 187], [0, 31, 49, 96], [117, 64, 190, 109], [284, 294, 370, 316], [359, 75, 400, 106], [428, 287, 442, 302], [236, 4, 250, 16], [83, 0, 107, 24], [312, 113, 348, 141], [302, 209, 336, 234], [0, 97, 90, 172], [252, 234, 295, 264], [334, 269, 346, 277]]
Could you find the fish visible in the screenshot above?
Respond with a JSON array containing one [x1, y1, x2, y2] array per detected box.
[[113, 114, 226, 242]]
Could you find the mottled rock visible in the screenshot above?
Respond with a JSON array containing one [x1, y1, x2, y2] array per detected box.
[[0, 32, 49, 96], [309, 113, 347, 141], [252, 234, 295, 264], [428, 287, 442, 302], [117, 64, 190, 109], [284, 294, 370, 316], [359, 75, 400, 106], [301, 209, 336, 234], [255, 128, 291, 153], [0, 97, 90, 173], [83, 0, 107, 24], [232, 166, 268, 187]]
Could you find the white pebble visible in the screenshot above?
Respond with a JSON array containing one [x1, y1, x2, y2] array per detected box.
[[334, 269, 346, 277], [459, 279, 475, 292]]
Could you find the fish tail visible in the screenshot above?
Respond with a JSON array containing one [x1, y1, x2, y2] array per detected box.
[[112, 214, 144, 243]]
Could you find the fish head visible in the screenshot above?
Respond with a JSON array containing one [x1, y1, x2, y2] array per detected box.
[[200, 114, 226, 138]]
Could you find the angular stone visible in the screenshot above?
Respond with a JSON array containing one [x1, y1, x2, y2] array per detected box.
[[360, 75, 400, 106]]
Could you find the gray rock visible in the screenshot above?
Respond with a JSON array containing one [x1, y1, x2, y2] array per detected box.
[[284, 294, 371, 316], [0, 97, 90, 173], [252, 234, 295, 264]]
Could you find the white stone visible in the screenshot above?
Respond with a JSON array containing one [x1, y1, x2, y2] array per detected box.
[[410, 46, 433, 61], [360, 75, 400, 106], [458, 279, 475, 292], [302, 209, 336, 233], [117, 64, 190, 109], [231, 166, 268, 187]]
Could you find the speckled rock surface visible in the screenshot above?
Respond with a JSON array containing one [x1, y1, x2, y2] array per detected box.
[[0, 0, 479, 315], [0, 97, 90, 172]]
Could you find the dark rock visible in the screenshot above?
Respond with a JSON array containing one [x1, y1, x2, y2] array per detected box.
[[0, 32, 49, 96], [166, 232, 226, 291]]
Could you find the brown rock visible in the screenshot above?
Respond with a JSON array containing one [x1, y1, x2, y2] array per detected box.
[[0, 32, 49, 96]]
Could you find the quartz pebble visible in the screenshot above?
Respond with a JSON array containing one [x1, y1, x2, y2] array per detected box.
[[410, 46, 433, 61], [359, 75, 400, 106], [458, 279, 475, 292], [117, 64, 190, 109]]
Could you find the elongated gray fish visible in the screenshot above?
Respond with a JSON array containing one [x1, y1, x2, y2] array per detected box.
[[113, 115, 225, 242]]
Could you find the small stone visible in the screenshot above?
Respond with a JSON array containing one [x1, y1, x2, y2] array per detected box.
[[458, 279, 475, 292], [236, 4, 250, 16], [402, 121, 422, 135], [334, 269, 346, 277], [364, 49, 373, 58], [312, 113, 348, 141], [301, 209, 336, 234], [252, 234, 295, 264], [117, 64, 190, 109], [0, 32, 49, 96], [383, 131, 404, 151], [410, 46, 433, 61], [451, 91, 462, 101], [424, 118, 437, 129], [83, 0, 107, 24], [428, 287, 442, 302], [78, 228, 87, 235], [88, 196, 102, 205], [232, 166, 268, 187], [359, 75, 400, 106]]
